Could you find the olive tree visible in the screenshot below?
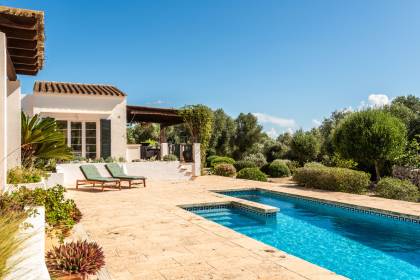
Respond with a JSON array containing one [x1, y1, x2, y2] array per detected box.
[[179, 105, 213, 166], [290, 130, 321, 165], [333, 109, 407, 180]]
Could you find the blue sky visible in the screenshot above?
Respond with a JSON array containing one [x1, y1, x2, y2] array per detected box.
[[4, 0, 420, 137]]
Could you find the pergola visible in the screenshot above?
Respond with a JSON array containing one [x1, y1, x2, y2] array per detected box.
[[126, 105, 184, 142], [0, 6, 44, 187], [0, 6, 45, 79]]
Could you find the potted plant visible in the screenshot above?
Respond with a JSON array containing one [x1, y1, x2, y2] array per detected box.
[[45, 240, 105, 280]]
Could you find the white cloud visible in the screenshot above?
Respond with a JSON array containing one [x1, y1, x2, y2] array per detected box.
[[312, 119, 322, 127], [253, 113, 297, 128], [253, 113, 297, 138], [266, 128, 279, 138], [146, 100, 166, 105], [367, 94, 390, 107]]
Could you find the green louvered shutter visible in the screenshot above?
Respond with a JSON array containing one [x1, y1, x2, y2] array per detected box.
[[100, 119, 111, 159]]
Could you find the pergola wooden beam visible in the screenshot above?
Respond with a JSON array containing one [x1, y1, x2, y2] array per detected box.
[[6, 50, 16, 81], [0, 6, 45, 76], [127, 105, 184, 126]]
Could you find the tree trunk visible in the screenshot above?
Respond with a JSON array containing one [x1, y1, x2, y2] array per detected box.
[[374, 161, 381, 182]]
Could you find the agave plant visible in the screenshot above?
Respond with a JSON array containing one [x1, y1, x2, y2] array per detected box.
[[21, 112, 73, 168], [45, 240, 105, 279]]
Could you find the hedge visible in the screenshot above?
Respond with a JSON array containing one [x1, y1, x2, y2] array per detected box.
[[210, 156, 235, 168], [234, 160, 257, 172], [237, 167, 268, 182], [267, 161, 291, 178], [214, 164, 236, 177], [376, 177, 419, 202], [293, 164, 370, 194]]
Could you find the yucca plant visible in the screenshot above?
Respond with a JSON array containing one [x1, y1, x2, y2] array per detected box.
[[21, 112, 73, 168], [45, 241, 105, 279], [0, 212, 28, 279]]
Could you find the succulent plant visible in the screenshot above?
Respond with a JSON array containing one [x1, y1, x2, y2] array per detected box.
[[71, 206, 83, 223], [45, 240, 105, 278]]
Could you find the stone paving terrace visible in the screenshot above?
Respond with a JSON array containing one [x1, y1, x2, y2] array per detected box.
[[67, 176, 420, 280]]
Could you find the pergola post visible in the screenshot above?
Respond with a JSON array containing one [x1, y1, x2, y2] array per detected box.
[[192, 143, 201, 176], [160, 124, 169, 159], [0, 32, 7, 189]]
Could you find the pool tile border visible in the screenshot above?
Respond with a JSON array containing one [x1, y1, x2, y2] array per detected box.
[[179, 200, 278, 219], [215, 188, 420, 224]]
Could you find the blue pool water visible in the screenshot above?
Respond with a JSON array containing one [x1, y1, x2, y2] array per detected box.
[[190, 190, 420, 280]]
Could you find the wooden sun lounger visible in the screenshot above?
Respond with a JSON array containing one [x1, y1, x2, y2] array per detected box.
[[77, 165, 121, 191], [105, 163, 146, 188]]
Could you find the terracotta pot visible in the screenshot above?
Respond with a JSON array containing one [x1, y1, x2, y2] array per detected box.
[[58, 274, 84, 280]]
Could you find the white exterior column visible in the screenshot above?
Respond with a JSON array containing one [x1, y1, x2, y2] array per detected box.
[[160, 143, 169, 159], [0, 33, 7, 189], [7, 80, 21, 169], [192, 143, 201, 176]]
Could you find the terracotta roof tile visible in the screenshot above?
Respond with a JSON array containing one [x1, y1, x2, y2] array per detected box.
[[34, 81, 126, 97]]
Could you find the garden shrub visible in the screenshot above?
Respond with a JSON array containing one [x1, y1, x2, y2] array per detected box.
[[210, 156, 235, 167], [242, 153, 267, 168], [267, 161, 291, 177], [321, 153, 358, 169], [272, 159, 300, 175], [376, 177, 419, 202], [237, 167, 268, 182], [303, 162, 325, 169], [286, 160, 300, 175], [163, 154, 178, 161], [293, 165, 370, 194], [214, 164, 236, 177], [2, 186, 82, 238], [206, 155, 219, 167], [259, 162, 271, 175], [234, 160, 257, 172], [7, 167, 47, 184]]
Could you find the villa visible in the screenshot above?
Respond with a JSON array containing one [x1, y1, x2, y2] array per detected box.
[[1, 4, 420, 280]]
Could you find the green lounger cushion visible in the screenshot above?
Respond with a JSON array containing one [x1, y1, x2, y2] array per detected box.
[[105, 163, 146, 180], [80, 165, 119, 182]]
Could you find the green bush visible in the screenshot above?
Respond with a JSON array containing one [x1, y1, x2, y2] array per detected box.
[[242, 153, 267, 168], [234, 160, 257, 172], [1, 186, 81, 237], [7, 167, 47, 184], [293, 165, 370, 194], [237, 168, 268, 182], [210, 156, 235, 167], [272, 159, 300, 175], [163, 154, 178, 161], [206, 155, 219, 167], [321, 153, 358, 169], [260, 162, 270, 174], [214, 164, 236, 177], [376, 177, 419, 202], [267, 161, 291, 178], [304, 162, 325, 169]]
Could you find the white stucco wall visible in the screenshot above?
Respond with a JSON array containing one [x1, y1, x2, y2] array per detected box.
[[0, 32, 7, 188], [22, 93, 127, 159], [5, 207, 50, 280], [110, 98, 127, 159], [7, 80, 21, 169], [57, 161, 192, 186]]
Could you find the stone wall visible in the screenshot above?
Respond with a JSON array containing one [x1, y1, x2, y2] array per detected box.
[[392, 166, 420, 187]]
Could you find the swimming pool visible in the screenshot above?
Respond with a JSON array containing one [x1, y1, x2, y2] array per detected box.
[[188, 189, 420, 280]]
